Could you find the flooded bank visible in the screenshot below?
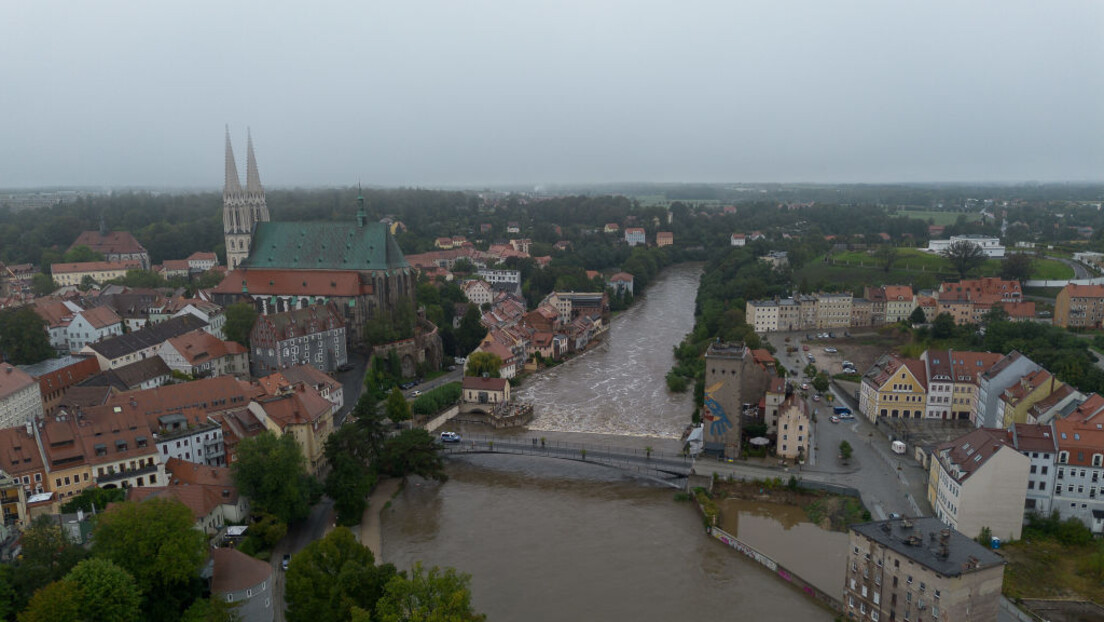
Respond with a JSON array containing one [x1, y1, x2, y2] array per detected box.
[[382, 456, 832, 621], [719, 498, 849, 597]]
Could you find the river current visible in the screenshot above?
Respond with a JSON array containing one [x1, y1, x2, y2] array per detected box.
[[382, 264, 832, 620]]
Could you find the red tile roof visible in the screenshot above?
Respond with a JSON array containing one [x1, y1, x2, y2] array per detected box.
[[462, 376, 508, 392], [212, 269, 372, 297], [165, 331, 247, 365], [210, 548, 271, 594], [71, 230, 147, 256], [608, 272, 633, 283], [51, 261, 141, 274], [1063, 284, 1104, 299], [0, 363, 37, 400], [79, 305, 122, 329], [936, 427, 1016, 483]]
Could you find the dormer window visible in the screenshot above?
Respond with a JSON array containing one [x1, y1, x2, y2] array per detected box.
[[1059, 451, 1070, 464], [1093, 454, 1103, 468]]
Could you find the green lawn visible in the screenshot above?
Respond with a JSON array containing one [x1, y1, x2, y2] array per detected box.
[[798, 250, 1073, 292], [893, 210, 982, 226]]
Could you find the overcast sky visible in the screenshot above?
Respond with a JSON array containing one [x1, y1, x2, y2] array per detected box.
[[2, 1, 1102, 188]]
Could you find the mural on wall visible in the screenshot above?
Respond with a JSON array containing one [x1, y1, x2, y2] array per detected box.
[[703, 381, 733, 437]]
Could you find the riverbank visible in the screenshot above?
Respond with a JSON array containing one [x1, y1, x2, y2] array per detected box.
[[360, 478, 403, 561], [711, 478, 869, 532]]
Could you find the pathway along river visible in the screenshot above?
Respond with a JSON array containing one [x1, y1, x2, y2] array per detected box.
[[382, 265, 832, 620]]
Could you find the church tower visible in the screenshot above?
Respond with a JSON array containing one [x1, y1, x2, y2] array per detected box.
[[223, 127, 270, 269]]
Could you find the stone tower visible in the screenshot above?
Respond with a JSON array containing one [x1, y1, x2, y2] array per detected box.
[[703, 341, 748, 459], [223, 127, 270, 269]]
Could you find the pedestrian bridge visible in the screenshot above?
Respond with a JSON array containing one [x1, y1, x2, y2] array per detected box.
[[438, 435, 693, 488]]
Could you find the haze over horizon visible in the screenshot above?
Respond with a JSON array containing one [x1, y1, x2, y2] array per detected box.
[[3, 1, 1102, 189]]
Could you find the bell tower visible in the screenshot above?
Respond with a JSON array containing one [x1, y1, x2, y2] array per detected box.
[[223, 127, 269, 269]]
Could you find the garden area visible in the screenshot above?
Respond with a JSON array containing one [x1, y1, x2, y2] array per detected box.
[[1001, 512, 1104, 604]]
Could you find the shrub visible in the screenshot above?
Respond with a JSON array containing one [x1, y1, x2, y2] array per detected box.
[[410, 382, 462, 415]]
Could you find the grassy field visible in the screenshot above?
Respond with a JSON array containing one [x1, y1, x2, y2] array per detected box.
[[1002, 539, 1104, 603], [893, 210, 982, 226], [802, 249, 1074, 289]]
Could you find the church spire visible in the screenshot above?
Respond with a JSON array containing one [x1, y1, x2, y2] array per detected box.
[[224, 125, 242, 195], [245, 127, 263, 193]]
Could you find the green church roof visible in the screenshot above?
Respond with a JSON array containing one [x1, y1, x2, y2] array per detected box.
[[244, 221, 410, 272]]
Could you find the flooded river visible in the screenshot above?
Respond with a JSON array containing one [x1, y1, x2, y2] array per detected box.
[[382, 265, 832, 620], [719, 499, 849, 596], [517, 263, 701, 438]]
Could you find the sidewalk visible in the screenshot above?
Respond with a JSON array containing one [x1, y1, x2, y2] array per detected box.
[[359, 478, 402, 561]]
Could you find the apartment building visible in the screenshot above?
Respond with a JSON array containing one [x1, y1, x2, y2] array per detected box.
[[928, 427, 1029, 540], [1011, 423, 1058, 517], [1054, 283, 1104, 329], [859, 354, 928, 422], [921, 350, 1002, 421], [845, 518, 1005, 622], [0, 363, 43, 430], [974, 352, 1041, 428], [1053, 395, 1104, 533]]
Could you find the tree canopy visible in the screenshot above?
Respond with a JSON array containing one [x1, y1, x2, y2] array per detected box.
[[65, 558, 142, 622], [375, 562, 485, 622], [464, 351, 501, 378], [91, 497, 207, 597], [385, 386, 412, 424], [223, 302, 257, 347], [231, 431, 316, 524], [0, 307, 53, 364], [285, 527, 399, 622], [941, 240, 988, 279]]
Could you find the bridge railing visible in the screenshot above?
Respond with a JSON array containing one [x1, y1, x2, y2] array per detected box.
[[437, 433, 691, 462]]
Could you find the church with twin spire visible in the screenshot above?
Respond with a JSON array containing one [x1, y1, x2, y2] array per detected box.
[[213, 129, 418, 345]]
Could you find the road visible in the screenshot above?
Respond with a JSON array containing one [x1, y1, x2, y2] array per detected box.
[[270, 496, 335, 622], [758, 331, 933, 520], [1048, 254, 1093, 280]]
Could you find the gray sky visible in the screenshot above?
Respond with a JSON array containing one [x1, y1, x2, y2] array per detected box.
[[2, 1, 1102, 188]]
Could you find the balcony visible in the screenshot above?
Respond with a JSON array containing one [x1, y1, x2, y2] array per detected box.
[[97, 462, 159, 485]]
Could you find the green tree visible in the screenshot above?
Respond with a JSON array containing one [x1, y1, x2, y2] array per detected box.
[[62, 245, 104, 263], [91, 497, 206, 601], [941, 240, 987, 279], [386, 386, 413, 424], [17, 579, 82, 622], [839, 440, 853, 461], [13, 517, 88, 608], [908, 306, 927, 325], [66, 558, 142, 622], [812, 372, 830, 393], [1000, 252, 1034, 283], [285, 527, 399, 622], [0, 307, 53, 364], [876, 245, 899, 273], [60, 486, 126, 513], [224, 302, 258, 347], [30, 273, 56, 296], [324, 424, 378, 526], [454, 306, 486, 356], [931, 312, 957, 339], [232, 432, 315, 524], [464, 351, 502, 378], [0, 566, 17, 621], [377, 429, 448, 482], [181, 597, 242, 622], [375, 562, 486, 622]]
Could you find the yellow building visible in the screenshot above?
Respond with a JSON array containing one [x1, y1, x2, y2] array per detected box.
[[248, 388, 334, 475], [51, 261, 142, 286], [997, 369, 1063, 428], [775, 395, 810, 461], [859, 354, 928, 422]]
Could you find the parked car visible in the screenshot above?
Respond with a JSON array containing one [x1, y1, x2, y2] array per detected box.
[[824, 347, 838, 353], [801, 383, 809, 390], [802, 345, 809, 351], [410, 390, 422, 398], [440, 431, 462, 443], [830, 415, 841, 423], [282, 554, 290, 571], [812, 394, 821, 402], [335, 363, 354, 373]]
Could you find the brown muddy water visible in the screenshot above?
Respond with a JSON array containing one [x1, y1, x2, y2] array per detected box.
[[719, 499, 849, 597], [382, 456, 833, 621]]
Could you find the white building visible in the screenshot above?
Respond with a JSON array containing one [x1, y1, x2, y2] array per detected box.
[[65, 306, 123, 352], [928, 427, 1029, 541], [0, 364, 43, 430], [927, 235, 1005, 258], [624, 228, 646, 247], [730, 233, 746, 247], [1011, 423, 1058, 517], [461, 280, 494, 307], [153, 414, 225, 466]]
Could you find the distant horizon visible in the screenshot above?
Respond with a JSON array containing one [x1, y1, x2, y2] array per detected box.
[[4, 178, 1104, 195]]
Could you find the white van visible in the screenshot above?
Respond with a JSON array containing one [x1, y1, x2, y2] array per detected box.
[[891, 440, 906, 455]]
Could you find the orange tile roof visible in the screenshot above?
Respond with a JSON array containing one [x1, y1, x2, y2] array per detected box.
[[255, 389, 331, 429], [462, 376, 508, 392], [51, 261, 141, 274], [79, 305, 122, 329], [71, 230, 147, 255], [0, 426, 44, 478], [883, 285, 913, 300], [212, 269, 372, 297], [211, 548, 271, 594], [165, 331, 247, 365], [936, 427, 1015, 483], [1063, 284, 1104, 298]]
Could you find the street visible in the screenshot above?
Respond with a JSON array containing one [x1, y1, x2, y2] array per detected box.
[[758, 331, 933, 520]]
